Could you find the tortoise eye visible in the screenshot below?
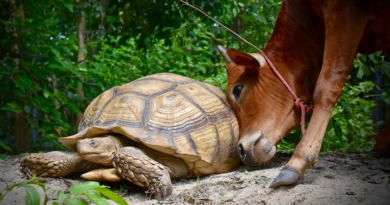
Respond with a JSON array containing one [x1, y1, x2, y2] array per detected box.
[[90, 140, 97, 147], [233, 85, 244, 100]]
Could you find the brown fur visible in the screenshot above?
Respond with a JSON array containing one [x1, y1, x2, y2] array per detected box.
[[223, 0, 390, 181]]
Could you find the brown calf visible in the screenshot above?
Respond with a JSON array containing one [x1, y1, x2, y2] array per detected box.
[[218, 0, 390, 188]]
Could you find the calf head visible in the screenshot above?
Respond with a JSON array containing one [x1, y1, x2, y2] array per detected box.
[[218, 46, 301, 166]]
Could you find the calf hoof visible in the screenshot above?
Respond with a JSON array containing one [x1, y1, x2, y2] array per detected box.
[[269, 166, 301, 188]]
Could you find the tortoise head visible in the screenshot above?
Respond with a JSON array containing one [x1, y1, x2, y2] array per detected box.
[[77, 135, 124, 166]]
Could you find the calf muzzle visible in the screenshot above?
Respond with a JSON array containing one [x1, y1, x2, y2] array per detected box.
[[238, 131, 276, 166]]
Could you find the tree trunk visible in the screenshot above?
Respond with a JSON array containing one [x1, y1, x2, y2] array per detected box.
[[10, 0, 28, 152], [76, 2, 86, 126]]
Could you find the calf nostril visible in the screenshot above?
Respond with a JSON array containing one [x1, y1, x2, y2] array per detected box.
[[238, 144, 245, 158]]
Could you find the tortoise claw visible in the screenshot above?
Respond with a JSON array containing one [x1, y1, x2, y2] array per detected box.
[[269, 166, 301, 188], [154, 173, 173, 201]]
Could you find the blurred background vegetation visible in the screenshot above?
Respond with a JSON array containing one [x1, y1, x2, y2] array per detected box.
[[0, 0, 389, 159]]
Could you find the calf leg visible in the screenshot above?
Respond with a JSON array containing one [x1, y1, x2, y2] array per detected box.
[[271, 1, 369, 187]]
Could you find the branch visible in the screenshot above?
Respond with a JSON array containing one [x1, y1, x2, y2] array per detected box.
[[178, 0, 262, 52]]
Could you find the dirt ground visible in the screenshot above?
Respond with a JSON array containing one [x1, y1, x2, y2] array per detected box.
[[1, 152, 389, 205]]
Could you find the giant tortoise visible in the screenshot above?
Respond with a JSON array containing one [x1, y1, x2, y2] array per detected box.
[[21, 73, 240, 199]]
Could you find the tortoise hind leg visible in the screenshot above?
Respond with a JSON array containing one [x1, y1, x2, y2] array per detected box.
[[113, 147, 173, 200], [21, 151, 101, 177]]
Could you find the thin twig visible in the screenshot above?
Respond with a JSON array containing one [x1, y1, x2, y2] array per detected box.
[[178, 0, 262, 52]]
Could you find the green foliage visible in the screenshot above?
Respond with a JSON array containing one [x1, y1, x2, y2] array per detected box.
[[322, 80, 378, 152], [0, 175, 48, 205], [0, 140, 12, 160], [55, 181, 128, 205], [3, 0, 277, 151], [0, 176, 128, 205], [0, 0, 389, 155]]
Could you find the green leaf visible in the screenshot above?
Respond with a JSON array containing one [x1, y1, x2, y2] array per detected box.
[[239, 14, 250, 21], [79, 47, 88, 54], [70, 181, 100, 196], [368, 54, 374, 61], [57, 190, 70, 203], [66, 103, 81, 115], [20, 184, 40, 205], [44, 19, 60, 26], [9, 183, 22, 191], [43, 90, 50, 98], [24, 105, 31, 113], [61, 1, 74, 12], [26, 176, 48, 204], [357, 64, 370, 79], [84, 190, 110, 205], [379, 61, 390, 78], [0, 141, 12, 152], [334, 124, 343, 140], [2, 102, 22, 113], [94, 187, 129, 205], [15, 74, 34, 91], [258, 12, 267, 23], [20, 152, 28, 158], [51, 48, 61, 57], [65, 197, 88, 205], [0, 154, 11, 160]]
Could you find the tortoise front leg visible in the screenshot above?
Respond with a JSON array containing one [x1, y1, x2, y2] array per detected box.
[[113, 147, 173, 200], [21, 151, 101, 177]]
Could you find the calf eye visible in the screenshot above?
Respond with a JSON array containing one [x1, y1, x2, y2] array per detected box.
[[233, 85, 244, 100]]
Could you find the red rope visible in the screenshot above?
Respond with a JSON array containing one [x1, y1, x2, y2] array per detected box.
[[260, 51, 314, 134]]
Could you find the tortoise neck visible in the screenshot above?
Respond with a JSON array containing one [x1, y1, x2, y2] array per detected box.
[[109, 135, 126, 150]]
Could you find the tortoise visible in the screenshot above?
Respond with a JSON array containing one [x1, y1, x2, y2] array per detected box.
[[21, 73, 240, 199]]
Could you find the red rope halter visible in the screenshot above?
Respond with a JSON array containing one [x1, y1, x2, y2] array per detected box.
[[260, 51, 314, 134]]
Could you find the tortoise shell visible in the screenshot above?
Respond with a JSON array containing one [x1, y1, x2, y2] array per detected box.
[[60, 73, 240, 176]]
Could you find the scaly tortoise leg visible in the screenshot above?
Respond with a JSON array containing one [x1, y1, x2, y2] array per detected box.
[[113, 147, 173, 200], [21, 151, 101, 177]]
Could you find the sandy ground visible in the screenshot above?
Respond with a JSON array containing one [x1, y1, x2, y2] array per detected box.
[[0, 152, 389, 205]]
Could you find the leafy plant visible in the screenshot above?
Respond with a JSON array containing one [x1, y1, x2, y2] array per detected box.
[[55, 181, 128, 205], [0, 140, 12, 160], [0, 176, 128, 205], [0, 175, 48, 205]]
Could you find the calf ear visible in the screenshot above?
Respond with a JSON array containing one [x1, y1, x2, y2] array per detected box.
[[226, 48, 264, 69]]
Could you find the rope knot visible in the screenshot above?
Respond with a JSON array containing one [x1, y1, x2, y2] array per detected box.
[[294, 98, 303, 110], [295, 98, 314, 114]]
